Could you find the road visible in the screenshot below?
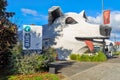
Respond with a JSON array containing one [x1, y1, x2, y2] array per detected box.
[[57, 55, 120, 80]]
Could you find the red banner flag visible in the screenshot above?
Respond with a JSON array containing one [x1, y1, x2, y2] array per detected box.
[[84, 40, 94, 52], [103, 10, 110, 24]]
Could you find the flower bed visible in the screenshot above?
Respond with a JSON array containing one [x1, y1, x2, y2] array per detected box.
[[8, 72, 60, 80]]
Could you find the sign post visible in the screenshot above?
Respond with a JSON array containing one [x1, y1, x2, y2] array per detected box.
[[23, 25, 42, 52]]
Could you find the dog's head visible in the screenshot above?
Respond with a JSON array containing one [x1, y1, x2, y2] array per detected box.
[[48, 6, 111, 41]]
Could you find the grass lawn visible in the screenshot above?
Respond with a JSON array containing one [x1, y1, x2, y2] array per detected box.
[[8, 73, 60, 80], [0, 66, 64, 80]]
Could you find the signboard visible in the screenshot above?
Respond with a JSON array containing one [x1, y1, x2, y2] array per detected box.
[[23, 25, 42, 50]]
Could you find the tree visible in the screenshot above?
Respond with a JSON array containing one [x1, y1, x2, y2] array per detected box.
[[0, 0, 17, 66]]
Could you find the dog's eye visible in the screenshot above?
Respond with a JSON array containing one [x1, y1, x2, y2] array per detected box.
[[65, 17, 78, 24]]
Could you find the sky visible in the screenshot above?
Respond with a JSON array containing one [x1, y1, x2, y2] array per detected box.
[[7, 0, 120, 41]]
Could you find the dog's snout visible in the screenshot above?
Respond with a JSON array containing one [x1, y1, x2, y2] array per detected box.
[[100, 25, 112, 37]]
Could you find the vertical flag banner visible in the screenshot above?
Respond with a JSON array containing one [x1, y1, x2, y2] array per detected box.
[[84, 40, 94, 52], [103, 10, 110, 24]]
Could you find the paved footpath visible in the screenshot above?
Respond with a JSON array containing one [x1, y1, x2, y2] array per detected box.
[[58, 55, 120, 80]]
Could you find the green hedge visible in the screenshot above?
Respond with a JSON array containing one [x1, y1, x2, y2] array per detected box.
[[96, 51, 107, 62], [80, 55, 91, 62], [113, 51, 120, 55], [70, 51, 107, 62], [70, 54, 77, 60]]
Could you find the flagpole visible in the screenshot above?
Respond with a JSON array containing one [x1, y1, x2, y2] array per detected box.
[[102, 0, 106, 53], [102, 0, 104, 24]]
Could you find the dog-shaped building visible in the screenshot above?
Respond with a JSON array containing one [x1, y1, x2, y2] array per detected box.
[[43, 6, 111, 60]]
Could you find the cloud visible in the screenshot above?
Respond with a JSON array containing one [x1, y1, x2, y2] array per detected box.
[[40, 15, 48, 20], [20, 8, 48, 25], [33, 15, 48, 22], [21, 8, 38, 16], [88, 11, 120, 41], [21, 8, 48, 20], [110, 11, 120, 33], [37, 15, 48, 20], [110, 33, 120, 41], [88, 14, 102, 24]]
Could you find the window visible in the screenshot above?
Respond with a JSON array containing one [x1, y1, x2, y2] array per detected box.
[[65, 17, 77, 24]]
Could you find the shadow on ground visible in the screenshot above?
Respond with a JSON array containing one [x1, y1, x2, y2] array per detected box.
[[49, 61, 75, 74]]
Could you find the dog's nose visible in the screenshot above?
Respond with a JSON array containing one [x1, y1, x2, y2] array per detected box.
[[100, 25, 112, 37]]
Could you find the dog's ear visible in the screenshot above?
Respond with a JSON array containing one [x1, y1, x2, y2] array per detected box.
[[48, 6, 63, 25], [79, 10, 88, 21]]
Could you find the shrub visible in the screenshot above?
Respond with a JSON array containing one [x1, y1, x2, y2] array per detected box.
[[76, 54, 81, 61], [8, 42, 23, 74], [9, 54, 45, 74], [9, 47, 57, 75], [42, 47, 57, 61], [9, 53, 54, 75], [10, 42, 22, 55], [80, 54, 91, 62], [90, 55, 98, 62], [70, 54, 77, 60], [113, 51, 120, 55], [96, 51, 107, 62], [70, 52, 107, 62]]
